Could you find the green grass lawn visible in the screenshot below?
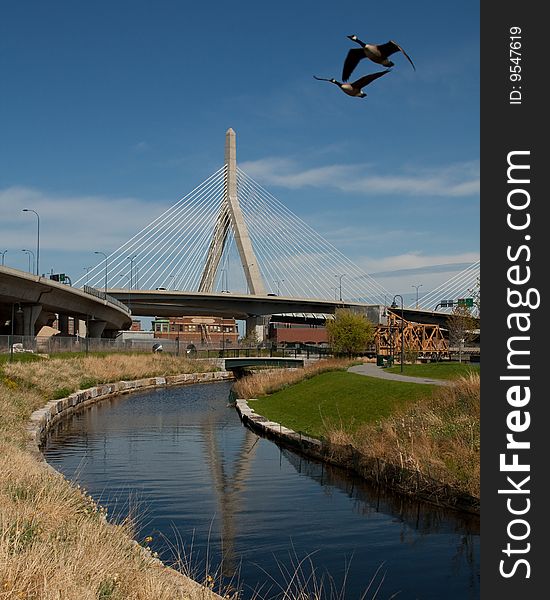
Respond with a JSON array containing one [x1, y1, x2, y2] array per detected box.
[[249, 370, 435, 439], [0, 352, 45, 365], [385, 362, 480, 380]]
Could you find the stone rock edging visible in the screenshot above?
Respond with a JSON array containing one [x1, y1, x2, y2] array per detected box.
[[234, 398, 480, 515], [26, 370, 234, 461], [23, 370, 233, 599], [235, 398, 322, 451]]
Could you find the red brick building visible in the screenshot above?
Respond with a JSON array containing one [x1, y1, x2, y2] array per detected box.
[[152, 316, 239, 346], [267, 316, 328, 346]]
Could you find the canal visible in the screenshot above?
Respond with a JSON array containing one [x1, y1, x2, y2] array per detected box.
[[42, 381, 479, 599]]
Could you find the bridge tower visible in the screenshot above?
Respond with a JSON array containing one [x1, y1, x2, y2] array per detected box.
[[199, 128, 267, 340]]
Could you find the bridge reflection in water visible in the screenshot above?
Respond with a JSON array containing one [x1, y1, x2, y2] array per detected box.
[[43, 381, 479, 600]]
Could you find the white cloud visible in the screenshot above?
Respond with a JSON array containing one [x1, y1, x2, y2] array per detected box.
[[240, 157, 479, 198], [0, 186, 162, 253], [358, 252, 480, 274]]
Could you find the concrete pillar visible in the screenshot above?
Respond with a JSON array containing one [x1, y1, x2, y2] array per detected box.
[[58, 314, 70, 335], [22, 304, 42, 337], [224, 129, 266, 296], [88, 320, 107, 338], [199, 129, 266, 295], [77, 319, 87, 337], [245, 316, 266, 344]]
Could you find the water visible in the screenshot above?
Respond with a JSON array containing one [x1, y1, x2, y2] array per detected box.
[[43, 381, 480, 599]]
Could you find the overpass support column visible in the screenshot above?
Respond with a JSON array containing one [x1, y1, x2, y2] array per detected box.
[[22, 304, 42, 337], [88, 320, 107, 338], [58, 314, 70, 336], [245, 316, 266, 344]]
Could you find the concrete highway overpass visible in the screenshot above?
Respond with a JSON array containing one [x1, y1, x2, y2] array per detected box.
[[107, 288, 385, 322], [107, 289, 463, 328], [0, 266, 132, 337]]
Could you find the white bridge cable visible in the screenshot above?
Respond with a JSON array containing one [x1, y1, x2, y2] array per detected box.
[[241, 185, 379, 302], [83, 167, 227, 290], [237, 171, 364, 300], [236, 168, 391, 303], [79, 169, 222, 288], [422, 261, 480, 306], [75, 166, 227, 288], [77, 159, 455, 306], [236, 174, 332, 299], [112, 171, 225, 290], [136, 174, 227, 289], [237, 168, 391, 302], [420, 261, 480, 309], [120, 179, 221, 289], [81, 168, 225, 289]]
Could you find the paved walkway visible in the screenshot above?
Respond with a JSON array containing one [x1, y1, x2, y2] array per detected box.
[[348, 363, 451, 386]]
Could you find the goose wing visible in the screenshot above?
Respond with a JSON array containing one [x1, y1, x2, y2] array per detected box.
[[380, 40, 416, 70], [352, 70, 390, 90], [342, 48, 365, 82]]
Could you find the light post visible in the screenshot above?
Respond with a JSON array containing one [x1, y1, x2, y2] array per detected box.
[[10, 303, 23, 362], [412, 284, 423, 308], [94, 251, 108, 294], [127, 255, 137, 289], [1, 250, 7, 266], [83, 266, 93, 286], [335, 274, 346, 302], [22, 209, 40, 275], [274, 279, 284, 295], [391, 294, 405, 373], [22, 249, 35, 274]]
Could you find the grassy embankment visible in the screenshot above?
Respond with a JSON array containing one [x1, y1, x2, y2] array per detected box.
[[233, 361, 480, 503], [0, 353, 226, 599]]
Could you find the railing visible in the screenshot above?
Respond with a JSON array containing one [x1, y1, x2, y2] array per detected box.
[[83, 285, 131, 314], [0, 335, 334, 359]]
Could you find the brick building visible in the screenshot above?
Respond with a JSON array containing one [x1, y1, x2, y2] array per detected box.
[[152, 316, 239, 346]]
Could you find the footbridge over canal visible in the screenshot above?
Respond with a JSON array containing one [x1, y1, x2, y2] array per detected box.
[[224, 356, 304, 377]]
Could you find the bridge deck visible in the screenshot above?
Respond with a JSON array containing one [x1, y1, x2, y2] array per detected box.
[[224, 357, 304, 370]]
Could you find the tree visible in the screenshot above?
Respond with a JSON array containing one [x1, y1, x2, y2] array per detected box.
[[325, 309, 374, 356], [469, 276, 481, 318], [447, 305, 478, 362], [240, 329, 259, 348]]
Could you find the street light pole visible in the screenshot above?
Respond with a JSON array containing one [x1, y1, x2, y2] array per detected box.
[[274, 279, 284, 295], [335, 274, 346, 302], [83, 266, 92, 286], [22, 209, 40, 276], [22, 249, 35, 274], [391, 294, 405, 373], [412, 284, 423, 308], [94, 251, 108, 294], [127, 255, 137, 289]]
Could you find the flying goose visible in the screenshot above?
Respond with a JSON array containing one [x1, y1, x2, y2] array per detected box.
[[313, 70, 390, 98], [342, 35, 416, 81]]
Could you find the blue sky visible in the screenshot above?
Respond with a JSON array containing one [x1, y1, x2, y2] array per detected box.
[[0, 0, 479, 308]]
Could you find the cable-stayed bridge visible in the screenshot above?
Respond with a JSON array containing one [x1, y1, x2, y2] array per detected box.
[[75, 129, 479, 337]]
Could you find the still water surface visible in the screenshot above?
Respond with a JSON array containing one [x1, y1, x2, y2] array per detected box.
[[43, 381, 479, 599]]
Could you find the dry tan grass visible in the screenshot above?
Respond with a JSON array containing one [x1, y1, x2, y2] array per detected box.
[[0, 444, 223, 600], [4, 354, 214, 400], [329, 373, 480, 498], [232, 358, 356, 399], [0, 355, 225, 599]]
